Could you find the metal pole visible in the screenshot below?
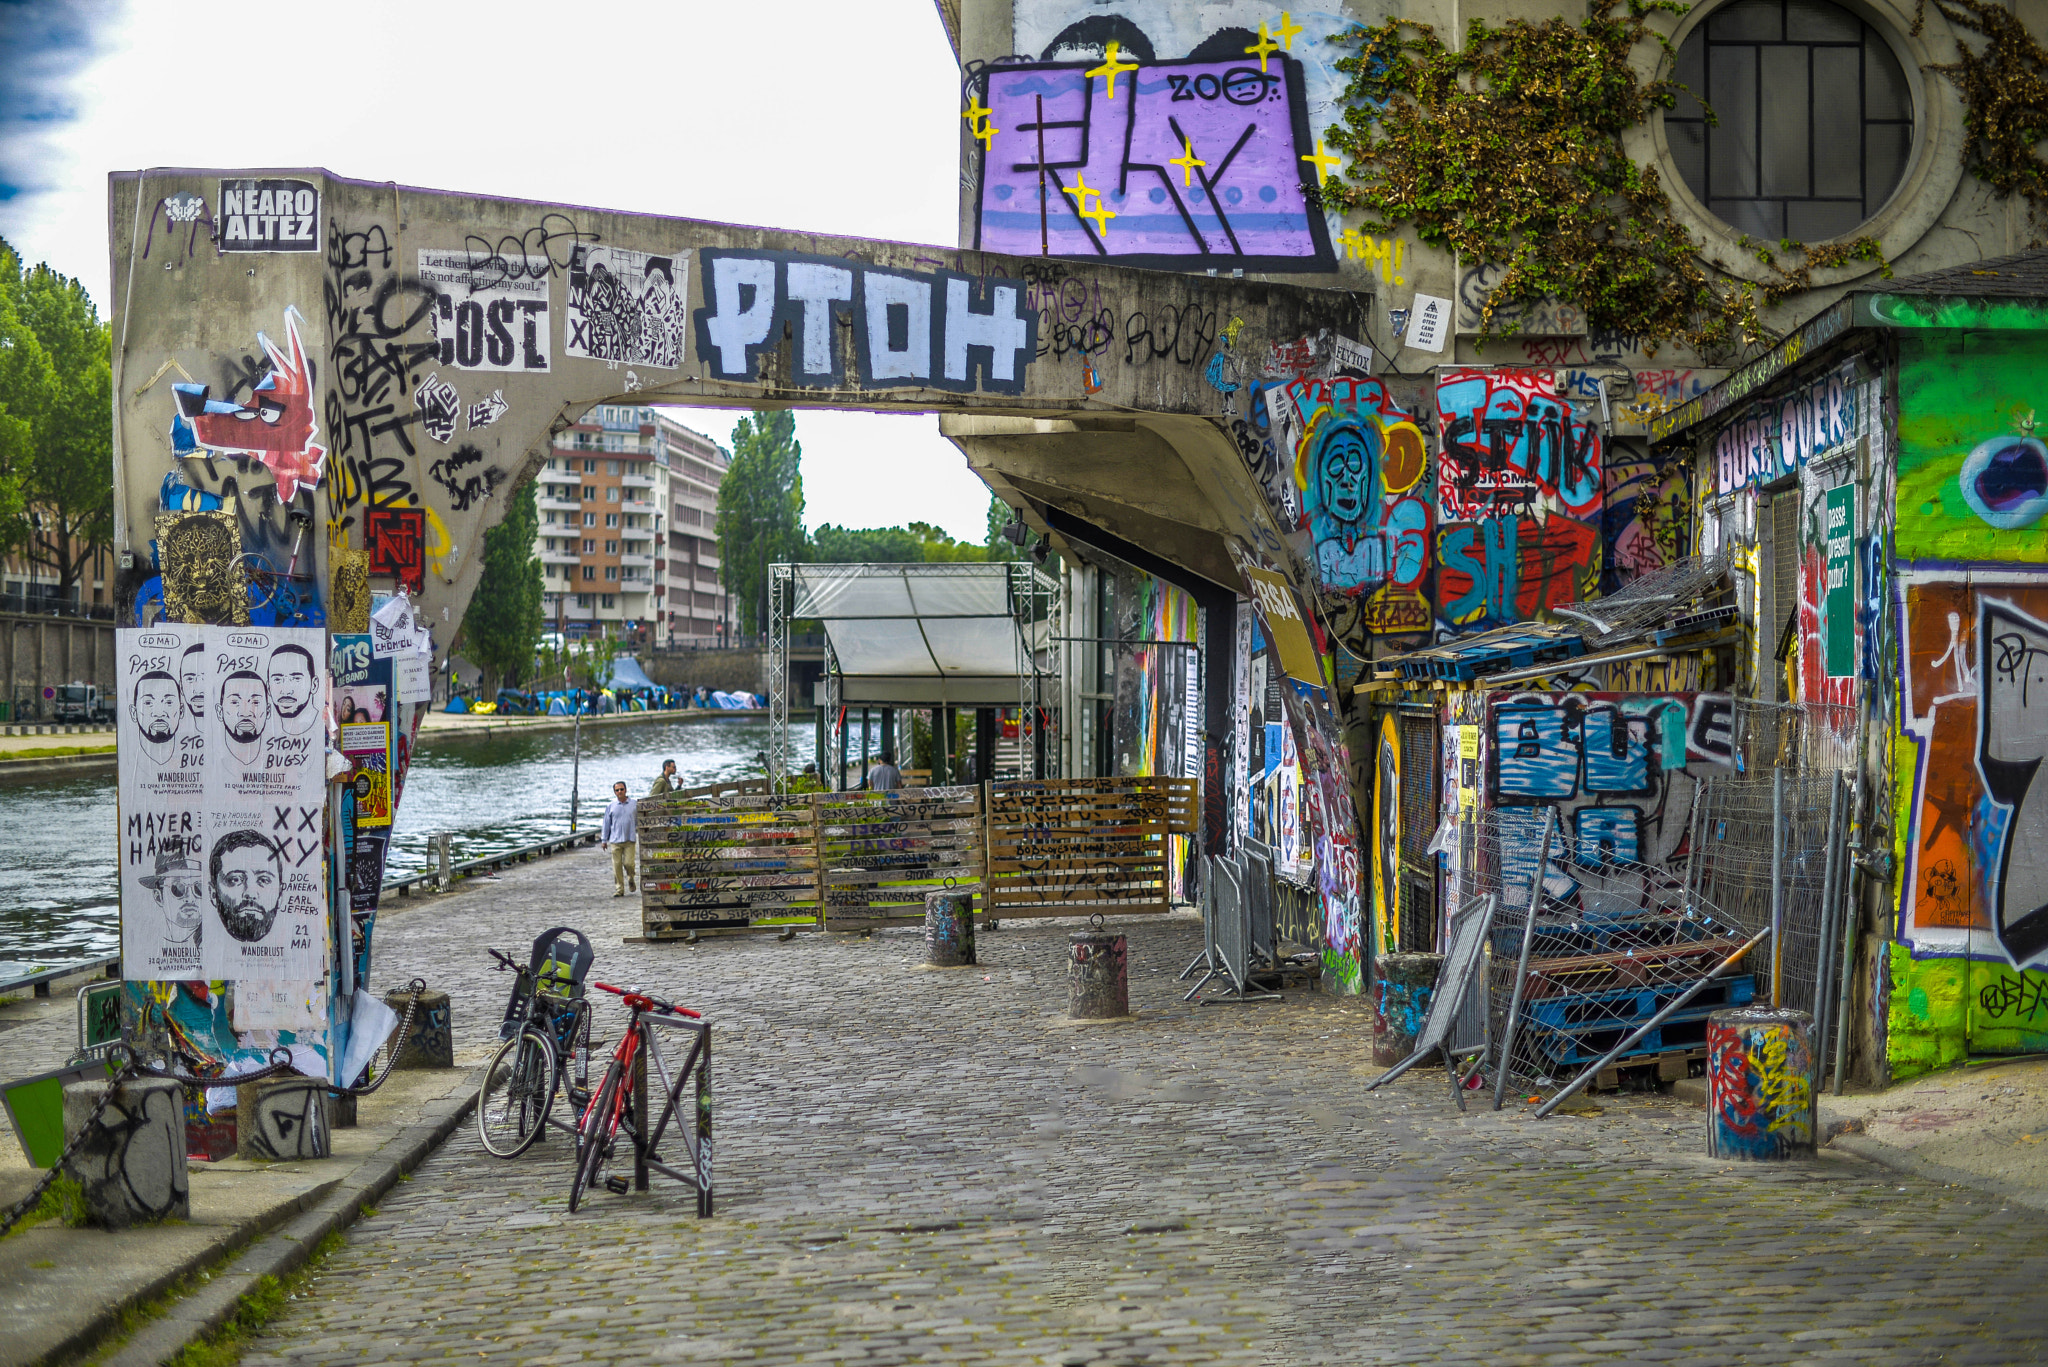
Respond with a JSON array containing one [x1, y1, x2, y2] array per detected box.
[[1492, 806, 1558, 1111], [1810, 774, 1845, 1096], [1535, 925, 1774, 1119], [1770, 766, 1785, 1007], [570, 691, 583, 831]]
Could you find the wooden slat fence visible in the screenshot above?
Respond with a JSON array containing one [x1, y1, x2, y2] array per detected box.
[[983, 777, 1197, 918], [815, 785, 983, 928], [638, 777, 1197, 935]]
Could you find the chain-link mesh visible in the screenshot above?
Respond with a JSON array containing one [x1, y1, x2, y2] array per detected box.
[[1463, 809, 1758, 1087], [1731, 698, 1858, 774], [1689, 769, 1850, 1019]]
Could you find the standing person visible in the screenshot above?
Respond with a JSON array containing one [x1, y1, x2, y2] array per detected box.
[[602, 780, 639, 897], [868, 749, 903, 791], [649, 758, 679, 796]]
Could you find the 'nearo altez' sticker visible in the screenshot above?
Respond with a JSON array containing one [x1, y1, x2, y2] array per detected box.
[[217, 178, 320, 252]]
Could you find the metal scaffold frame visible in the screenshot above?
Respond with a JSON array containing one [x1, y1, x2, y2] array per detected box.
[[766, 560, 1061, 786]]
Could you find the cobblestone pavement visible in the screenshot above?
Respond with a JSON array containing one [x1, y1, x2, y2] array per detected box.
[[240, 848, 2048, 1366]]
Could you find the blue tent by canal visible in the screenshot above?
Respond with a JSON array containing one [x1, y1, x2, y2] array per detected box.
[[605, 656, 658, 691]]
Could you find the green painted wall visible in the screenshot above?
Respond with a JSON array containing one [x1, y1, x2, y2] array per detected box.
[[1895, 333, 2048, 562]]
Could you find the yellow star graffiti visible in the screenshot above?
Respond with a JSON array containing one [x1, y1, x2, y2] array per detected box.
[[1086, 41, 1139, 100], [1301, 138, 1341, 185], [1244, 22, 1280, 71], [1273, 11, 1304, 49], [1170, 138, 1207, 187], [1063, 174, 1117, 236], [961, 97, 998, 149]]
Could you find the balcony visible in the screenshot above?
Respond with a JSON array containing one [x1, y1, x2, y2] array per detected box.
[[621, 499, 655, 516], [620, 472, 656, 489], [540, 550, 580, 567], [620, 553, 654, 569], [538, 497, 581, 513]]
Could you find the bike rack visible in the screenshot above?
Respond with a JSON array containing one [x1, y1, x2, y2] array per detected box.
[[633, 1013, 713, 1217]]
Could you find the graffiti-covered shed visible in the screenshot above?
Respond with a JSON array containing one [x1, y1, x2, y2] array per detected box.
[[1651, 248, 2048, 1084]]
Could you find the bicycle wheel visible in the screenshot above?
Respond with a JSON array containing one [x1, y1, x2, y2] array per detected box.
[[477, 1028, 556, 1158], [568, 1061, 624, 1212]]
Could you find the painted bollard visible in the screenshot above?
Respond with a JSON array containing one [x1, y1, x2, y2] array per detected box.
[[1070, 927, 1129, 1018], [62, 1077, 189, 1228], [1707, 1006, 1815, 1160], [1373, 952, 1444, 1067], [925, 884, 978, 967], [381, 987, 453, 1069], [237, 1076, 334, 1161]]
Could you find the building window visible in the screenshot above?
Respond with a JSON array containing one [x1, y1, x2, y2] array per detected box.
[[605, 566, 620, 581], [605, 540, 619, 554], [1665, 0, 1913, 240], [606, 487, 620, 502], [582, 538, 596, 553], [581, 459, 596, 473], [601, 594, 616, 609], [582, 565, 596, 581], [582, 512, 597, 527], [605, 513, 620, 528]]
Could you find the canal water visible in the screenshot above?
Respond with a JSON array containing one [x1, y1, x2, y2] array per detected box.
[[0, 716, 801, 977]]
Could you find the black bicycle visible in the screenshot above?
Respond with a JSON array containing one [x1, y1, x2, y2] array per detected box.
[[476, 927, 596, 1158]]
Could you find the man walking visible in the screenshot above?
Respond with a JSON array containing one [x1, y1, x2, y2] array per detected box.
[[602, 780, 638, 897], [868, 749, 903, 791], [650, 758, 679, 795]]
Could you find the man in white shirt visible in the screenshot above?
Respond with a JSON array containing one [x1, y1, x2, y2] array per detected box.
[[601, 780, 639, 897], [868, 749, 902, 791]]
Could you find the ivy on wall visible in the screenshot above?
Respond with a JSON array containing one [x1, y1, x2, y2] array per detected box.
[[1914, 0, 2048, 243], [1324, 1, 1883, 357]]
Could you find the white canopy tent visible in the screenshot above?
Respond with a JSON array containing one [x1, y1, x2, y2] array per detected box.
[[767, 561, 1060, 783]]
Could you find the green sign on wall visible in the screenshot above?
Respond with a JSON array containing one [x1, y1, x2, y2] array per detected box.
[[1824, 484, 1855, 678]]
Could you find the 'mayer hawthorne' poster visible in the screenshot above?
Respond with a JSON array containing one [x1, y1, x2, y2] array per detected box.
[[120, 625, 327, 982]]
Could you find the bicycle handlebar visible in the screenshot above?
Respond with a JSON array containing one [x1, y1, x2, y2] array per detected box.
[[593, 981, 701, 1018], [487, 947, 520, 972]]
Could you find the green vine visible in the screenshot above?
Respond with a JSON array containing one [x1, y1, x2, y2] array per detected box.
[[1913, 0, 2048, 243], [1323, 0, 1885, 356]]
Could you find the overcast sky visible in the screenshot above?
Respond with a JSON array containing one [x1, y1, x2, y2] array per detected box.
[[0, 0, 995, 541]]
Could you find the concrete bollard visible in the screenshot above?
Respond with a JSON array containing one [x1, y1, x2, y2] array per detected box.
[[1372, 952, 1444, 1067], [1707, 1006, 1815, 1161], [236, 1077, 334, 1161], [381, 988, 453, 1069], [1069, 926, 1129, 1018], [434, 832, 454, 892], [62, 1077, 189, 1228], [924, 884, 978, 967]]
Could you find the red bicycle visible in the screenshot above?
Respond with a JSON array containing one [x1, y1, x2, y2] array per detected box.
[[568, 981, 713, 1215]]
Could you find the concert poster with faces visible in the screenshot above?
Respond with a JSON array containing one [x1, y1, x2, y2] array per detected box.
[[120, 625, 327, 982]]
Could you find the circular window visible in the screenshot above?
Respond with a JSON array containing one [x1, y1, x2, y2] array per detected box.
[[1665, 0, 1914, 241]]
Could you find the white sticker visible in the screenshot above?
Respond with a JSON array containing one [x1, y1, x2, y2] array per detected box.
[[419, 248, 551, 374], [1406, 293, 1453, 354], [1330, 334, 1373, 375]]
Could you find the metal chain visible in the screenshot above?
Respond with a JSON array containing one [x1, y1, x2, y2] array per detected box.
[[0, 1050, 136, 1239], [0, 982, 428, 1241]]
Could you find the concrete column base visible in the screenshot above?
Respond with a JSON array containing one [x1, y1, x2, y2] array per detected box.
[[62, 1077, 189, 1228]]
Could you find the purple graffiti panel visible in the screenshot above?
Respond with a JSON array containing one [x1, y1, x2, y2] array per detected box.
[[977, 57, 1336, 271]]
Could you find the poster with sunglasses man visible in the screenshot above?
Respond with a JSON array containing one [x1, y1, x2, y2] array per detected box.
[[118, 625, 209, 978]]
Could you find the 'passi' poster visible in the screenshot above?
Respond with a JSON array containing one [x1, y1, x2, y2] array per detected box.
[[200, 625, 328, 980], [118, 625, 208, 980]]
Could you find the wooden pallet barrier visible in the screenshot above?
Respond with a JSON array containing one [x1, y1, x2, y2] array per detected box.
[[815, 785, 984, 928], [983, 777, 1192, 918], [638, 791, 819, 937]]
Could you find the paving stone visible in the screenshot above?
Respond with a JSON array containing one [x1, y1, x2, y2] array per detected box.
[[228, 847, 2048, 1366]]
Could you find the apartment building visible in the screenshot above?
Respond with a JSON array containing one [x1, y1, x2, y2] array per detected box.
[[534, 404, 728, 646]]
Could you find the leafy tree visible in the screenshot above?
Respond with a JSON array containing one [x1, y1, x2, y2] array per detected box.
[[0, 242, 52, 556], [459, 479, 544, 691], [984, 494, 1026, 561], [808, 523, 925, 563], [715, 410, 805, 636], [9, 252, 112, 600]]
